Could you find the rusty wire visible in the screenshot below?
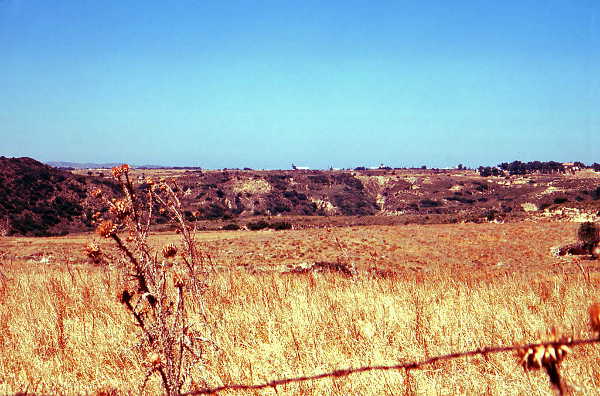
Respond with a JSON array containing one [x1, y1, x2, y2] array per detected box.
[[183, 337, 600, 394]]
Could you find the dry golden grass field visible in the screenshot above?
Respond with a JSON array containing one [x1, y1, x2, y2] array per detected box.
[[1, 220, 600, 394]]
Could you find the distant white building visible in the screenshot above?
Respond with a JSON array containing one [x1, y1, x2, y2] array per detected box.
[[562, 162, 581, 174], [291, 163, 310, 170]]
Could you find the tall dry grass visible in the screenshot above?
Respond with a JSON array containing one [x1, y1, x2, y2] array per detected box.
[[1, 255, 599, 394]]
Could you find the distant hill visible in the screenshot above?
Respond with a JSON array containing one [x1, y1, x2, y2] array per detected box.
[[3, 156, 600, 236], [46, 161, 180, 169], [46, 161, 124, 169], [0, 157, 118, 236], [124, 167, 600, 227]]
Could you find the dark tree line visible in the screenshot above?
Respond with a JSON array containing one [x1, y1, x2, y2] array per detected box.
[[478, 161, 572, 176], [477, 166, 505, 177], [498, 161, 565, 175]]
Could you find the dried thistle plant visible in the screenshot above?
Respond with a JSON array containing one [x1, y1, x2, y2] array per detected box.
[[517, 329, 572, 395], [89, 164, 208, 395]]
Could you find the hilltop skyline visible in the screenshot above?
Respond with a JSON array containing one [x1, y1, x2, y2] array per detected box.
[[2, 1, 598, 169]]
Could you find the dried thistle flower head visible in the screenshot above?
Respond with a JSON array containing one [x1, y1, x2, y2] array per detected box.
[[517, 331, 572, 370], [148, 352, 161, 366], [518, 342, 544, 370], [97, 220, 117, 238], [109, 199, 131, 221], [111, 164, 130, 179], [589, 303, 600, 334], [84, 242, 102, 263], [162, 243, 178, 258], [517, 330, 573, 394], [518, 343, 571, 370]]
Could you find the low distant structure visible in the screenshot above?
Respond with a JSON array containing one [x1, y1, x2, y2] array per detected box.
[[291, 163, 310, 170], [562, 162, 581, 175]]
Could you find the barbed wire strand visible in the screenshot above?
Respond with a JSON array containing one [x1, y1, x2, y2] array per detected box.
[[184, 337, 600, 395]]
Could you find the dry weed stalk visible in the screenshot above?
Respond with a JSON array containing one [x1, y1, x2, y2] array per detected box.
[[331, 231, 358, 276], [91, 164, 207, 395]]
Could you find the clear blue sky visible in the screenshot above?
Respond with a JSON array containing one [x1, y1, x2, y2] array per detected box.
[[1, 1, 598, 169]]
